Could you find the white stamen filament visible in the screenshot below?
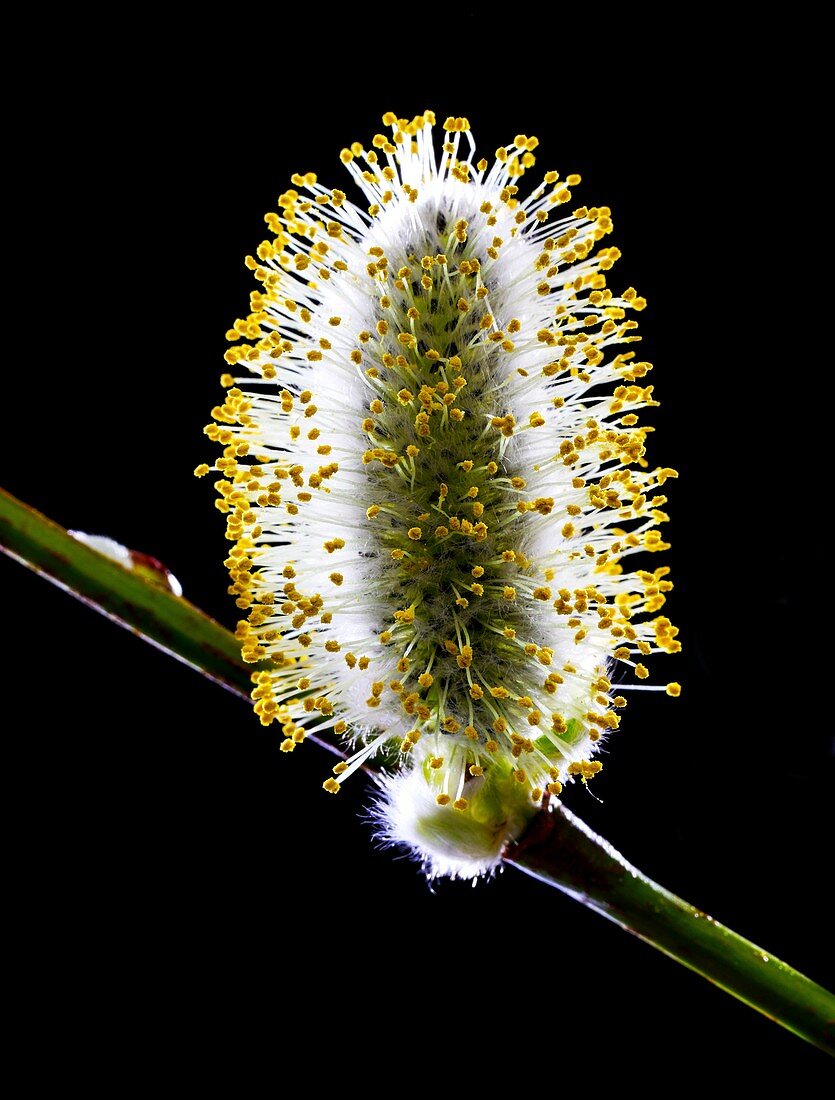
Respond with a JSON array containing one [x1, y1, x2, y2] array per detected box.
[[200, 111, 680, 879]]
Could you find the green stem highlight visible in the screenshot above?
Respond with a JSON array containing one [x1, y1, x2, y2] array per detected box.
[[2, 485, 833, 1052], [0, 488, 343, 759], [507, 806, 834, 1054]]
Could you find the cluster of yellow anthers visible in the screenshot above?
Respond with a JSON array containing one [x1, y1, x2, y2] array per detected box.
[[199, 111, 680, 878]]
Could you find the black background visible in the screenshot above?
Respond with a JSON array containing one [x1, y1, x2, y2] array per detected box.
[[4, 21, 832, 1075]]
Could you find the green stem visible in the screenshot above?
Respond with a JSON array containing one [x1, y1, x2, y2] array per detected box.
[[2, 486, 833, 1051], [0, 488, 343, 760], [507, 806, 835, 1054]]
